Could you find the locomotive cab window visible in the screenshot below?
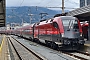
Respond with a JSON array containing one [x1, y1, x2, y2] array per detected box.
[[61, 17, 79, 30], [73, 20, 79, 29], [62, 17, 79, 31], [53, 22, 59, 29]]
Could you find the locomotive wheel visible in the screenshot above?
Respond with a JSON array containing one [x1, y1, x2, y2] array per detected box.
[[29, 37, 32, 40], [20, 35, 23, 38], [34, 38, 40, 43], [37, 39, 40, 43], [45, 40, 51, 47], [51, 42, 58, 50], [45, 40, 48, 46]]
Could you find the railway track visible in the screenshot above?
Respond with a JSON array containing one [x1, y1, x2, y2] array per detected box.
[[7, 37, 20, 60], [62, 51, 90, 60], [10, 35, 75, 60], [10, 35, 90, 60], [20, 35, 90, 60], [76, 50, 90, 56], [7, 36, 47, 60]]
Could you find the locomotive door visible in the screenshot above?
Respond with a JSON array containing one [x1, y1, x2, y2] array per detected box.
[[52, 22, 61, 42]]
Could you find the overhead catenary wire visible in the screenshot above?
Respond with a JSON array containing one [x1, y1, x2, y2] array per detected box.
[[17, 0, 25, 10], [47, 0, 68, 7], [45, 6, 78, 9], [8, 0, 25, 19], [23, 0, 79, 20], [65, 0, 79, 5], [7, 0, 26, 24], [7, 0, 79, 24], [36, 0, 47, 6], [45, 0, 58, 7], [41, 0, 79, 10], [35, 0, 79, 18]]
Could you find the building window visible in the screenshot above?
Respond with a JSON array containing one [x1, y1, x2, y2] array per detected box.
[[87, 0, 90, 5]]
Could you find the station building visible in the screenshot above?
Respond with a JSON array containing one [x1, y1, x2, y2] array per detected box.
[[80, 0, 90, 7]]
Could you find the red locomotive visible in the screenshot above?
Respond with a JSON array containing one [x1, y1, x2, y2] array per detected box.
[[5, 16, 85, 50], [81, 22, 88, 40]]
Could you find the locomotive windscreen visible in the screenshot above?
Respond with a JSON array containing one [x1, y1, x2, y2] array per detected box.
[[61, 16, 79, 29], [60, 16, 80, 38]]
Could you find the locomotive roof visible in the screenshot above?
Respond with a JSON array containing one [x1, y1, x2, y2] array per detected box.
[[60, 16, 76, 20]]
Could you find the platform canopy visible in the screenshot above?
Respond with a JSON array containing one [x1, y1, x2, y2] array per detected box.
[[66, 5, 90, 21], [0, 0, 5, 27]]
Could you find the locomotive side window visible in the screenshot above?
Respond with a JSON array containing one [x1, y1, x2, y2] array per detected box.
[[23, 29, 30, 32], [53, 22, 59, 29]]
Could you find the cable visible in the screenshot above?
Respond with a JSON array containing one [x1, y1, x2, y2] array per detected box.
[[19, 0, 24, 7], [36, 0, 43, 5], [46, 0, 62, 7], [44, 0, 76, 10], [8, 0, 25, 22], [17, 0, 25, 10], [66, 0, 79, 5], [44, 0, 53, 7], [36, 0, 47, 6]]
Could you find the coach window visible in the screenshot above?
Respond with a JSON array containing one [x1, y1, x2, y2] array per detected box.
[[53, 22, 59, 29]]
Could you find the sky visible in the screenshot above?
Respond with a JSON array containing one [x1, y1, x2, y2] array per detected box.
[[6, 0, 79, 10]]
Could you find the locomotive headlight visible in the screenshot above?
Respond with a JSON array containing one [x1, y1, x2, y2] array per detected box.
[[61, 33, 64, 37], [80, 33, 82, 37]]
